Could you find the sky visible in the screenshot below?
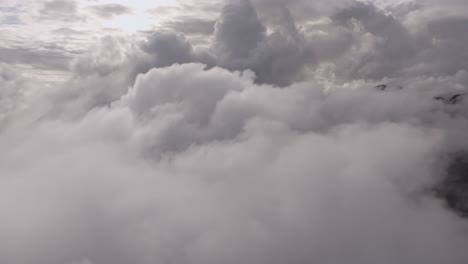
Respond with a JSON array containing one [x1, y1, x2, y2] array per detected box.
[[1, 0, 468, 264]]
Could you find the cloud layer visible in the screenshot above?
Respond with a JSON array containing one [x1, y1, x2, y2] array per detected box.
[[1, 0, 468, 264]]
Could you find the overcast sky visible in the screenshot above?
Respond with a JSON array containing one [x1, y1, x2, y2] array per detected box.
[[1, 1, 468, 264]]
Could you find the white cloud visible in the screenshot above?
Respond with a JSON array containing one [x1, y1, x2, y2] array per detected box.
[[1, 1, 468, 263], [2, 62, 468, 263]]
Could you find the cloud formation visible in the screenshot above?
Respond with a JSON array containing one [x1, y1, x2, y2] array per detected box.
[[88, 4, 132, 19], [1, 0, 468, 264], [2, 62, 468, 264]]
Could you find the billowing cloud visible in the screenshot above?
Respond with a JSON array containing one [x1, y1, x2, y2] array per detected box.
[[1, 0, 468, 263], [2, 62, 468, 264]]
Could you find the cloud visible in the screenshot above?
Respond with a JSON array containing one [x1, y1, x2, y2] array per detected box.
[[2, 0, 468, 263], [2, 63, 468, 264], [39, 0, 80, 21], [0, 63, 22, 126], [88, 4, 132, 19], [0, 46, 72, 71], [421, 16, 468, 75], [163, 17, 216, 36], [212, 0, 266, 61], [322, 1, 468, 80]]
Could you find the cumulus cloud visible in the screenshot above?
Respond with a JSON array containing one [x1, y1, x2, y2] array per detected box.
[[0, 46, 72, 72], [2, 0, 468, 263], [213, 0, 266, 62], [210, 0, 314, 86], [2, 62, 468, 264]]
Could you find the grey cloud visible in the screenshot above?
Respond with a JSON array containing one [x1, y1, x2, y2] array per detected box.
[[53, 36, 139, 117], [0, 46, 72, 71], [2, 63, 468, 264], [41, 0, 76, 13], [163, 18, 216, 36], [131, 31, 216, 89], [177, 0, 224, 14], [0, 63, 22, 125], [73, 36, 132, 77], [45, 0, 468, 117], [421, 16, 468, 75], [39, 0, 79, 21], [16, 0, 468, 87], [50, 32, 213, 118], [246, 31, 313, 86], [329, 2, 421, 79], [142, 32, 196, 67], [88, 4, 132, 19], [213, 0, 266, 61], [57, 0, 468, 98], [65, 0, 313, 105], [211, 0, 314, 86], [53, 27, 87, 35], [322, 2, 468, 80], [3, 1, 468, 263], [0, 14, 22, 25]]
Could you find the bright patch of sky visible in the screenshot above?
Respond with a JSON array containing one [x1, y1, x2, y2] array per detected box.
[[92, 0, 178, 32], [0, 0, 182, 82]]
